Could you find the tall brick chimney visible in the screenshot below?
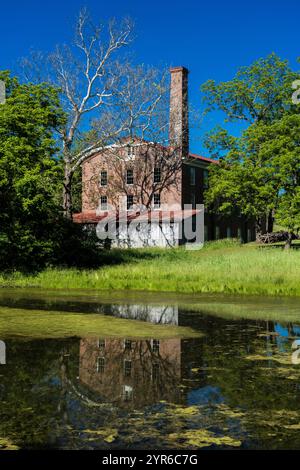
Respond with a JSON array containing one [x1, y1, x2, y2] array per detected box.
[[169, 66, 189, 158]]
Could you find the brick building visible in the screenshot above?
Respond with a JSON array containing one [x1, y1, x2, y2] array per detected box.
[[74, 66, 255, 246]]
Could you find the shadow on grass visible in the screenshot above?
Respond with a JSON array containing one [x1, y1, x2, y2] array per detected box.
[[1, 239, 242, 277], [257, 244, 300, 250], [95, 247, 169, 265]]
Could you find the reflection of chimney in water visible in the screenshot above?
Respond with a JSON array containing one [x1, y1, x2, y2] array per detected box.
[[169, 66, 189, 160]]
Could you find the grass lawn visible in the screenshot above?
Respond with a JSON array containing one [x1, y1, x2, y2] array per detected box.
[[1, 239, 300, 297]]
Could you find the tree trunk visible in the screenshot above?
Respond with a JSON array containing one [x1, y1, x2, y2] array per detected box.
[[284, 232, 293, 250], [63, 165, 73, 220], [266, 210, 274, 233], [255, 218, 264, 241]]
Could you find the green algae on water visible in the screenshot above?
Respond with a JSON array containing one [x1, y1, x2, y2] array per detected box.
[[0, 306, 200, 339]]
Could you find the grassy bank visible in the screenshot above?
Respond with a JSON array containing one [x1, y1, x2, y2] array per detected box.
[[1, 240, 300, 296]]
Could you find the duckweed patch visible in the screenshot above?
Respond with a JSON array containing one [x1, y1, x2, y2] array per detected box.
[[0, 437, 19, 450], [84, 428, 118, 443], [245, 354, 292, 365], [168, 430, 242, 448], [0, 306, 200, 339]]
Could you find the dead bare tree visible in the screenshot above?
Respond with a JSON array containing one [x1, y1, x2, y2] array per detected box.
[[81, 63, 185, 213], [53, 10, 135, 218], [20, 9, 173, 220], [21, 8, 134, 219]]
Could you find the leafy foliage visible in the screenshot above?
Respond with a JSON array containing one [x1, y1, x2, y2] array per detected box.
[[202, 54, 300, 241], [0, 72, 102, 270]]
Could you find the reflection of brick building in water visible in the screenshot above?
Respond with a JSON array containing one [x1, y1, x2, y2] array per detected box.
[[79, 338, 182, 408]]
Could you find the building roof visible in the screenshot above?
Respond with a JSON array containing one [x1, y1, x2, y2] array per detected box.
[[188, 153, 219, 165], [82, 136, 219, 166]]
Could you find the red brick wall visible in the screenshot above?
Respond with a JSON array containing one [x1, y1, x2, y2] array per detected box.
[[82, 141, 182, 213]]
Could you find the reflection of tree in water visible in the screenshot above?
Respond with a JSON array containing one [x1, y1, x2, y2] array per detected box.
[[0, 334, 203, 448], [0, 339, 79, 448], [100, 304, 179, 325], [190, 314, 300, 449], [3, 310, 300, 449]]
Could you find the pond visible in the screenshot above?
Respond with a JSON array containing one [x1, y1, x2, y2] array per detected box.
[[1, 289, 300, 450]]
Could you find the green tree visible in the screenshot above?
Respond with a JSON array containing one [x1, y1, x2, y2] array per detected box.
[[0, 71, 65, 269], [276, 190, 300, 248], [202, 53, 296, 125], [202, 54, 300, 242], [252, 113, 300, 247]]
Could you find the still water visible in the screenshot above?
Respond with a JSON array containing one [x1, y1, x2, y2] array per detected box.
[[1, 290, 300, 450]]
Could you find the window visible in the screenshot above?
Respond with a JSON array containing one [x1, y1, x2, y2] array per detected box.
[[123, 385, 133, 401], [237, 227, 242, 241], [126, 169, 134, 185], [100, 195, 108, 211], [215, 225, 220, 240], [154, 167, 161, 183], [247, 228, 252, 242], [152, 363, 160, 382], [190, 192, 196, 209], [98, 339, 105, 349], [152, 339, 160, 353], [127, 145, 135, 160], [226, 227, 231, 238], [127, 195, 134, 211], [124, 360, 132, 377], [203, 169, 209, 189], [96, 357, 105, 373], [190, 167, 196, 186], [153, 193, 160, 209], [100, 170, 107, 187], [124, 339, 132, 351]]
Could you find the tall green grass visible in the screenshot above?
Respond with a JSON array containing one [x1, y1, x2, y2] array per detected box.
[[1, 240, 300, 296]]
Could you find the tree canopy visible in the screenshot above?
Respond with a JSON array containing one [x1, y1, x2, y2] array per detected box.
[[0, 72, 66, 269], [202, 54, 300, 246]]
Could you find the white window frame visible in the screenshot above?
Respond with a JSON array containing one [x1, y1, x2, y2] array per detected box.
[[100, 195, 108, 211], [154, 167, 161, 183], [126, 168, 134, 185], [98, 339, 105, 349], [127, 194, 134, 211], [123, 385, 133, 401], [151, 339, 160, 353], [100, 170, 108, 187], [153, 193, 161, 210], [96, 357, 105, 373], [126, 145, 135, 161], [124, 359, 132, 377]]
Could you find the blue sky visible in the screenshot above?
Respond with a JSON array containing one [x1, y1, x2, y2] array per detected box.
[[1, 0, 300, 153]]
